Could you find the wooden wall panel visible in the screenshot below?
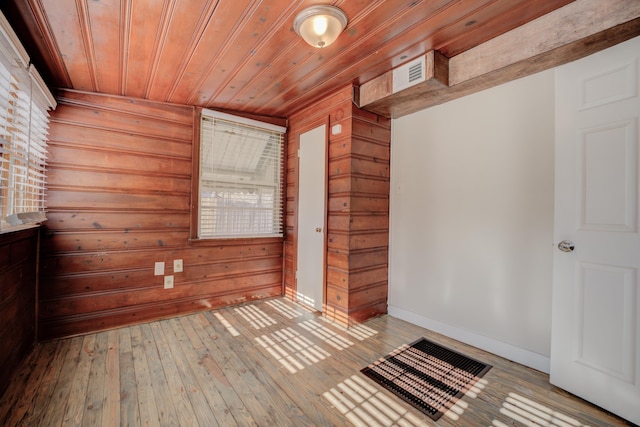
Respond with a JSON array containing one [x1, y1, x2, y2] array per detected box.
[[40, 90, 283, 340], [0, 227, 39, 397], [286, 85, 390, 326]]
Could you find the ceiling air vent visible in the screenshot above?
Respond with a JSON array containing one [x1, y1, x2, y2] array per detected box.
[[393, 56, 425, 93]]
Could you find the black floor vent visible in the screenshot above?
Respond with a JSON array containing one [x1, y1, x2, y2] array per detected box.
[[361, 337, 492, 421]]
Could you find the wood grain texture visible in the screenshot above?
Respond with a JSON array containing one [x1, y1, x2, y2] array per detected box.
[[0, 227, 39, 398], [1, 0, 575, 118], [0, 298, 633, 426], [40, 90, 283, 340], [286, 85, 390, 326], [358, 0, 640, 118], [449, 0, 640, 85], [358, 50, 449, 107]]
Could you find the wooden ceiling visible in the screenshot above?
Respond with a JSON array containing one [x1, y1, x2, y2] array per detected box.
[[0, 0, 602, 119]]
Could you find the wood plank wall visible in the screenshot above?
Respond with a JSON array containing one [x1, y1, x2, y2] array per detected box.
[[0, 227, 39, 397], [285, 85, 390, 326], [40, 90, 283, 340]]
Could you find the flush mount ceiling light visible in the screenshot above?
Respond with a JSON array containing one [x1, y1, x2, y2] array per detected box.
[[293, 5, 348, 48]]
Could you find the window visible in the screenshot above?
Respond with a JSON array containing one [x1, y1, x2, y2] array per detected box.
[[198, 109, 286, 238], [0, 11, 56, 231]]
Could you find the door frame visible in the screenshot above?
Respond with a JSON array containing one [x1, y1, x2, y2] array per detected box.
[[550, 35, 640, 425], [294, 120, 330, 311]]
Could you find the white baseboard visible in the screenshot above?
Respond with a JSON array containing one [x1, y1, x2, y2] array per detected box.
[[387, 305, 550, 374]]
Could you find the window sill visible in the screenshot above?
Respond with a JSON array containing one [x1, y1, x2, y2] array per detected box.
[[188, 235, 284, 247], [0, 223, 41, 235]]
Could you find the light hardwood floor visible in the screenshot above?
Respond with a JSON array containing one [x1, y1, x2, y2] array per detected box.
[[0, 298, 633, 426]]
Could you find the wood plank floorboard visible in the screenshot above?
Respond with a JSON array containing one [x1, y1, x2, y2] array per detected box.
[[0, 297, 634, 427], [147, 322, 196, 427], [82, 331, 107, 427], [157, 319, 218, 427], [118, 328, 140, 426], [102, 330, 121, 427]]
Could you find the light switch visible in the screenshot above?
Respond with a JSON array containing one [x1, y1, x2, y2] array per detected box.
[[174, 259, 183, 273], [154, 262, 165, 276]]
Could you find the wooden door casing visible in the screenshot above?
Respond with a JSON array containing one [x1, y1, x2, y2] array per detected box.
[[286, 85, 391, 326]]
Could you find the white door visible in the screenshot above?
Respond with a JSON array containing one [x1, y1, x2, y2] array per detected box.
[[296, 125, 327, 311], [551, 36, 640, 425]]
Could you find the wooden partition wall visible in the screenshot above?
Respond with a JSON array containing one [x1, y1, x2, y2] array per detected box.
[[40, 90, 283, 340], [285, 85, 391, 326], [0, 227, 38, 396]]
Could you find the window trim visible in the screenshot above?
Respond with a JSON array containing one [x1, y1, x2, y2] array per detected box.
[[190, 108, 287, 241]]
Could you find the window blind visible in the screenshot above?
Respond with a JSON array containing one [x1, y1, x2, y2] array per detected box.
[[0, 11, 56, 231], [199, 109, 286, 238]]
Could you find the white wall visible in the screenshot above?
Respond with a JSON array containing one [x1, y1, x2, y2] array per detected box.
[[389, 70, 555, 372]]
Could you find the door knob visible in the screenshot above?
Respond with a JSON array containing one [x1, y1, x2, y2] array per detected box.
[[315, 227, 322, 232], [557, 240, 575, 253]]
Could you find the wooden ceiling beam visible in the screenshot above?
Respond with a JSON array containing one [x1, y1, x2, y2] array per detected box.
[[356, 0, 640, 119], [355, 50, 449, 108]]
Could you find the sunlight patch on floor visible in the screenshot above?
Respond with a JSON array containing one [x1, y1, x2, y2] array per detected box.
[[493, 392, 591, 427], [320, 317, 379, 340], [255, 326, 330, 374], [234, 304, 277, 329], [323, 374, 430, 427], [265, 299, 305, 319], [211, 312, 240, 337], [441, 378, 487, 421], [298, 319, 355, 350]]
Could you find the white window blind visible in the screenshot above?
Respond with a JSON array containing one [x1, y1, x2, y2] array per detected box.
[[199, 109, 286, 238], [0, 10, 56, 231]]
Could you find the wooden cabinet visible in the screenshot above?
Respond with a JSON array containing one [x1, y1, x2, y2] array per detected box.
[[0, 227, 39, 397]]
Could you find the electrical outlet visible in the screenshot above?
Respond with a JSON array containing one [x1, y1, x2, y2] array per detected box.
[[164, 275, 174, 289], [154, 262, 165, 276], [174, 259, 183, 273]]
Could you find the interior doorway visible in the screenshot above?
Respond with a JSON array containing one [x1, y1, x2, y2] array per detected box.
[[551, 36, 640, 425], [296, 124, 327, 311]]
